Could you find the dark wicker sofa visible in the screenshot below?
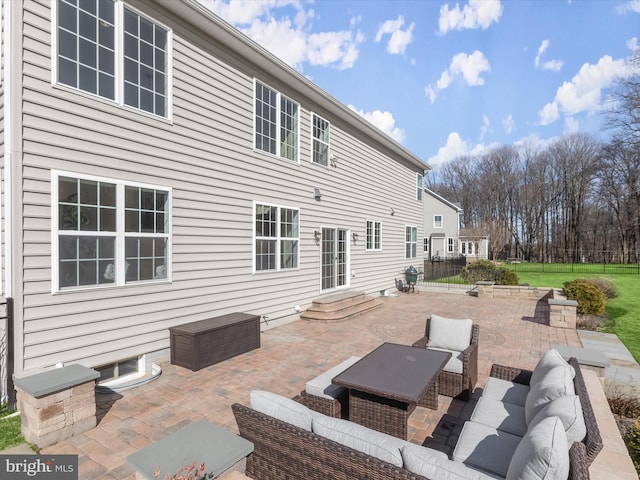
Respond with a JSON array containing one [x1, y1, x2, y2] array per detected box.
[[231, 356, 598, 480]]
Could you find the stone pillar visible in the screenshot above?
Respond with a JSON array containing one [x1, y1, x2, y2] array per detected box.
[[548, 298, 578, 329], [475, 281, 495, 298], [14, 364, 99, 448]]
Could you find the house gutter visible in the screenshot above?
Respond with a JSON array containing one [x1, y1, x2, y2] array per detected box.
[[156, 0, 430, 173]]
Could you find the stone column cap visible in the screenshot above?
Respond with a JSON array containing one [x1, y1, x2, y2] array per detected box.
[[14, 364, 99, 398]]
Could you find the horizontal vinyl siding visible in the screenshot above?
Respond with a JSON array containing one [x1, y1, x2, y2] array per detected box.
[[18, 0, 425, 371]]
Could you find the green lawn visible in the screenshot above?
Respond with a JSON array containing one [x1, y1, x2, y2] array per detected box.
[[0, 404, 26, 451], [512, 269, 640, 362]]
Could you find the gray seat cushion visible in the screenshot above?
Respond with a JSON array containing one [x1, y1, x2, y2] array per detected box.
[[528, 395, 586, 445], [402, 443, 501, 480], [482, 376, 530, 407], [428, 347, 464, 374], [305, 356, 361, 399], [452, 421, 522, 478], [250, 390, 323, 431], [470, 396, 527, 437], [524, 365, 575, 424], [428, 314, 473, 352], [506, 416, 570, 480]]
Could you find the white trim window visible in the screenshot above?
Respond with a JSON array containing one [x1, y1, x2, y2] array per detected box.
[[254, 81, 299, 162], [366, 221, 382, 251], [52, 171, 171, 292], [416, 173, 423, 201], [254, 202, 299, 272], [447, 237, 455, 254], [312, 113, 330, 166], [434, 215, 443, 228], [405, 225, 417, 259], [54, 0, 171, 118]]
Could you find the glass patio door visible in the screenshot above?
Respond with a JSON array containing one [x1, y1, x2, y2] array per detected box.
[[321, 227, 349, 290]]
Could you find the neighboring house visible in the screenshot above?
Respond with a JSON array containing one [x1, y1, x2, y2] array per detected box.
[[0, 0, 429, 384], [423, 188, 461, 259], [423, 188, 488, 261]]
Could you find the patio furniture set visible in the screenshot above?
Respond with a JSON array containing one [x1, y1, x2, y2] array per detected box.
[[232, 315, 602, 479]]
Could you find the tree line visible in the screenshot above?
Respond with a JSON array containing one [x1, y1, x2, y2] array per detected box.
[[425, 53, 640, 264]]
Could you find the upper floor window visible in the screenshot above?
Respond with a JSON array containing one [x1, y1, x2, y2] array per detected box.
[[254, 81, 299, 162], [416, 174, 423, 201], [366, 221, 381, 251], [434, 215, 443, 228], [254, 203, 299, 272], [53, 171, 171, 292], [55, 0, 171, 118], [312, 114, 330, 166], [405, 226, 417, 259]]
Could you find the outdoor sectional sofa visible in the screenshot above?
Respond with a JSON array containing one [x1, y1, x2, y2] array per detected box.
[[232, 352, 600, 480]]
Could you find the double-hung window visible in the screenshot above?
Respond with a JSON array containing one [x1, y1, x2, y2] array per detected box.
[[447, 237, 455, 253], [254, 81, 299, 162], [416, 173, 423, 201], [405, 226, 417, 259], [434, 215, 443, 228], [55, 0, 171, 118], [254, 203, 299, 272], [366, 221, 381, 251], [53, 171, 171, 291], [312, 114, 330, 166]]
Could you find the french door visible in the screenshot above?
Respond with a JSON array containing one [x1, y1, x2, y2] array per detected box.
[[321, 227, 349, 291]]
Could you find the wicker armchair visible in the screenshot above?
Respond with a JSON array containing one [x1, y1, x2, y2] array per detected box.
[[412, 316, 479, 400]]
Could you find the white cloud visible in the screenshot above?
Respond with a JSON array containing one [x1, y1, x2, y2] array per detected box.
[[375, 16, 415, 55], [200, 0, 364, 71], [479, 115, 490, 141], [534, 40, 563, 72], [628, 37, 639, 51], [348, 106, 406, 143], [427, 132, 501, 168], [502, 114, 515, 134], [426, 51, 490, 103], [564, 117, 579, 133], [438, 0, 503, 35], [616, 0, 640, 14], [538, 55, 634, 125]]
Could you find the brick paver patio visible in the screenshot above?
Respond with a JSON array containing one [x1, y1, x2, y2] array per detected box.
[[40, 288, 581, 479]]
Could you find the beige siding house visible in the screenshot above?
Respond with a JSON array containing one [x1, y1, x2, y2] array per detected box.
[[1, 0, 429, 383]]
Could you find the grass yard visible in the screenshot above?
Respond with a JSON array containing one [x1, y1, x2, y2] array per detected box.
[[511, 269, 640, 363], [0, 404, 27, 451]]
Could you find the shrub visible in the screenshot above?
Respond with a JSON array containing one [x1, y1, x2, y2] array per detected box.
[[624, 419, 640, 475], [460, 260, 519, 285], [587, 277, 619, 299], [562, 279, 606, 315]]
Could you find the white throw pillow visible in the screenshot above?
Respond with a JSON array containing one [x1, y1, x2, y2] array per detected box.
[[525, 366, 575, 424], [506, 416, 570, 480], [428, 314, 473, 352], [249, 390, 320, 431], [530, 349, 576, 387], [529, 395, 586, 445], [312, 416, 405, 467]]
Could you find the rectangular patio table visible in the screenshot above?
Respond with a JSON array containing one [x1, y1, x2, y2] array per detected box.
[[332, 342, 451, 439]]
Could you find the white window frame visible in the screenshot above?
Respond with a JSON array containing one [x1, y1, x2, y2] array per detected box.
[[416, 173, 423, 201], [253, 80, 300, 162], [434, 215, 443, 228], [423, 237, 429, 253], [311, 113, 331, 167], [447, 237, 455, 254], [365, 220, 382, 251], [51, 170, 172, 293], [52, 0, 173, 120], [405, 225, 417, 259], [253, 201, 300, 273]]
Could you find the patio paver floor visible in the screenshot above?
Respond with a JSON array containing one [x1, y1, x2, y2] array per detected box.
[[40, 289, 582, 479]]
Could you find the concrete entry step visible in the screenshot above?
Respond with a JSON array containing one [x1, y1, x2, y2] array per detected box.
[[300, 290, 382, 322]]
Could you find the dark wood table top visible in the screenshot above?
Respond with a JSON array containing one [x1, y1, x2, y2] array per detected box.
[[332, 342, 451, 404]]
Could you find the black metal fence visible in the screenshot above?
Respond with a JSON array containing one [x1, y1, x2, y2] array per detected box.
[[417, 256, 471, 289], [0, 297, 15, 411], [507, 262, 640, 275]]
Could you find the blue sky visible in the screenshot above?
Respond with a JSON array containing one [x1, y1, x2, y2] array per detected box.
[[199, 0, 639, 169]]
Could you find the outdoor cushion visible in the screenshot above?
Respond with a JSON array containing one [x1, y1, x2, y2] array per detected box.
[[401, 443, 501, 480], [305, 356, 361, 399], [530, 349, 576, 387], [250, 390, 322, 431], [427, 347, 464, 374], [452, 421, 522, 478], [470, 397, 528, 437], [312, 415, 405, 467], [428, 314, 473, 352], [524, 365, 575, 424], [506, 416, 570, 480], [482, 376, 530, 406], [528, 395, 586, 445]]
